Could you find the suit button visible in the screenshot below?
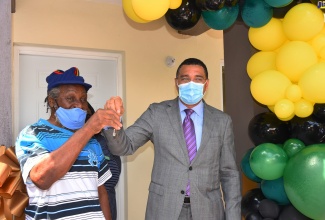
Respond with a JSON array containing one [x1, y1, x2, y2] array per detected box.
[[189, 166, 192, 171], [181, 190, 185, 194]]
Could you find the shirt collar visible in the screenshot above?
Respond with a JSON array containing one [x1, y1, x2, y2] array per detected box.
[[178, 99, 204, 117]]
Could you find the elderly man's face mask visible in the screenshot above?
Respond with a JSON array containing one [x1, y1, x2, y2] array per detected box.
[[54, 85, 88, 130], [55, 107, 87, 130]]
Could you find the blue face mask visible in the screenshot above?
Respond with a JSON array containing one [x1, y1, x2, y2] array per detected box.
[[55, 107, 87, 130], [178, 81, 206, 105]]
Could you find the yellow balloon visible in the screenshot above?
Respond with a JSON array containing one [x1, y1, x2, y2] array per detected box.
[[169, 0, 182, 9], [132, 0, 170, 21], [247, 51, 277, 79], [282, 3, 324, 41], [248, 18, 287, 51], [123, 0, 151, 23], [268, 105, 275, 112], [276, 41, 318, 83], [278, 112, 295, 121], [299, 62, 325, 103], [250, 70, 292, 106], [285, 84, 302, 102], [311, 33, 325, 56], [294, 99, 314, 118], [319, 47, 325, 60], [274, 99, 295, 119]]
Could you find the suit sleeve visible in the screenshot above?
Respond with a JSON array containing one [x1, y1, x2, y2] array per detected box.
[[102, 105, 154, 156], [220, 116, 242, 220]]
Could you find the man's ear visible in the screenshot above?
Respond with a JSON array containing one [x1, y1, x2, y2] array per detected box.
[[48, 97, 56, 108]]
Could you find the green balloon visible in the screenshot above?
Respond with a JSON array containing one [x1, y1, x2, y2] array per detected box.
[[284, 144, 325, 220], [202, 4, 239, 30], [249, 143, 288, 180], [264, 0, 293, 8], [283, 138, 305, 158], [241, 0, 273, 28]]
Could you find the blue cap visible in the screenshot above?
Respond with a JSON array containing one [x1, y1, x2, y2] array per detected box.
[[46, 67, 92, 91]]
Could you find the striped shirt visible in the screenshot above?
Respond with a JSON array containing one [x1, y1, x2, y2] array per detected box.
[[15, 119, 111, 220]]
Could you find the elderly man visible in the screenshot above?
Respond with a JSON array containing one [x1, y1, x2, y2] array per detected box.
[[15, 67, 123, 220]]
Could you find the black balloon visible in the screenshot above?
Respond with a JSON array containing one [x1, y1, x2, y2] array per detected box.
[[278, 205, 312, 220], [245, 212, 263, 220], [195, 0, 225, 11], [224, 0, 239, 6], [248, 112, 291, 146], [290, 115, 325, 145], [165, 0, 201, 31], [258, 199, 280, 219], [242, 188, 266, 218], [313, 103, 325, 123]]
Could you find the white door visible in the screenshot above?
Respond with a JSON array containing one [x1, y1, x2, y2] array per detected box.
[[13, 46, 126, 220]]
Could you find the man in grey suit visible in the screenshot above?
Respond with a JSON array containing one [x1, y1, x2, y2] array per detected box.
[[104, 58, 241, 220]]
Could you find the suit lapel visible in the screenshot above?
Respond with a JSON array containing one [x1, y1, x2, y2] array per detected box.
[[166, 98, 190, 164]]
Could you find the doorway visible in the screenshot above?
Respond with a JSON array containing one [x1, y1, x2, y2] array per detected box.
[[13, 45, 126, 220]]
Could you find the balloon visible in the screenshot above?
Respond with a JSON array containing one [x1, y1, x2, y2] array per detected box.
[[132, 0, 171, 21], [165, 0, 201, 31], [282, 138, 305, 158], [285, 84, 302, 102], [313, 103, 325, 122], [241, 0, 273, 28], [250, 143, 288, 180], [299, 62, 325, 103], [224, 0, 238, 7], [283, 144, 325, 219], [276, 41, 318, 83], [310, 0, 325, 13], [245, 212, 263, 220], [277, 111, 295, 121], [294, 99, 314, 118], [241, 148, 263, 182], [248, 18, 287, 51], [274, 99, 294, 119], [250, 70, 291, 106], [278, 205, 312, 220], [241, 188, 266, 218], [258, 199, 280, 218], [195, 0, 225, 10], [248, 112, 291, 145], [261, 178, 290, 205], [290, 115, 325, 145], [202, 4, 239, 30], [246, 51, 277, 79], [122, 0, 150, 23], [169, 0, 182, 9], [272, 0, 297, 18], [310, 33, 325, 56], [282, 3, 324, 41], [264, 0, 293, 7]]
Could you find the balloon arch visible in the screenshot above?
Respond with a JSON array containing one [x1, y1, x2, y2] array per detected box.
[[123, 1, 325, 219]]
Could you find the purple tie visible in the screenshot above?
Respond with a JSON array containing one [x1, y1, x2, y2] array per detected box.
[[183, 109, 197, 196]]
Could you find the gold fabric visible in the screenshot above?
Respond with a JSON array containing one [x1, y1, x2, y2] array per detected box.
[[0, 145, 28, 220]]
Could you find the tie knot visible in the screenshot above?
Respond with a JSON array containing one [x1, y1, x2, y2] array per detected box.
[[184, 109, 194, 116]]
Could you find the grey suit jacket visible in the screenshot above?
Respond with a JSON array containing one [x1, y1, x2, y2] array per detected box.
[[103, 98, 241, 220]]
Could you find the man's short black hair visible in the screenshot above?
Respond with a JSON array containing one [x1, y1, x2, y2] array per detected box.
[[176, 58, 208, 79]]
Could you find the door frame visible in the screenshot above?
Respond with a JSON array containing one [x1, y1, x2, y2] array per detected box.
[[13, 45, 127, 220]]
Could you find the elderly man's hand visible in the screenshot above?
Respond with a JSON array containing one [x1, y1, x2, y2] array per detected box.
[[105, 96, 124, 116], [84, 97, 124, 134]]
